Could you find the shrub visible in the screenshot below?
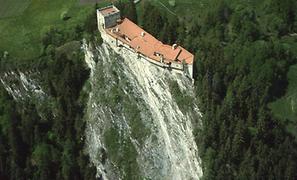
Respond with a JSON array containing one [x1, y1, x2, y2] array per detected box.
[[60, 10, 70, 21]]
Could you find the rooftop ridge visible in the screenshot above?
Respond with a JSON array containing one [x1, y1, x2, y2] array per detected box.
[[105, 18, 194, 64]]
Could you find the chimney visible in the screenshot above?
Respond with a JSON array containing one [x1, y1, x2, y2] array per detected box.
[[141, 32, 145, 37], [172, 44, 177, 50]]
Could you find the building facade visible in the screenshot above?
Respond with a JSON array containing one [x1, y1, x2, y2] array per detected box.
[[97, 5, 194, 79]]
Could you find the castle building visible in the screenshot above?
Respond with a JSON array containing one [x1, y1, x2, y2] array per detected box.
[[97, 5, 194, 79]]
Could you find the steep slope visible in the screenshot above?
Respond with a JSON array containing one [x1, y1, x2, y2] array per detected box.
[[84, 42, 203, 179]]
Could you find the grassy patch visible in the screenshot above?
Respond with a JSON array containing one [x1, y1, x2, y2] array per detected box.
[[269, 64, 297, 137], [0, 0, 110, 60], [0, 0, 31, 18]]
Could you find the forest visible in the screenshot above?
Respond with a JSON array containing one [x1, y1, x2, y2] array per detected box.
[[0, 0, 297, 179], [0, 5, 100, 180]]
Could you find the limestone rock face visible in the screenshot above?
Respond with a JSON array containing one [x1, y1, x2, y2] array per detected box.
[[84, 42, 203, 180]]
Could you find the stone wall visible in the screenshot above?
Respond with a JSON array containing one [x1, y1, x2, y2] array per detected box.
[[97, 10, 104, 31]]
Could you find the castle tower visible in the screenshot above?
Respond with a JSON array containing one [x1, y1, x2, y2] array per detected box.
[[97, 5, 121, 31]]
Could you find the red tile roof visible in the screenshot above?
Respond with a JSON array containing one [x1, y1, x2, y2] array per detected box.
[[106, 18, 194, 64]]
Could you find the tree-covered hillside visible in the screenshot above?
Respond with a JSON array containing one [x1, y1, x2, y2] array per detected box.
[[138, 0, 297, 179], [194, 0, 297, 178]]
